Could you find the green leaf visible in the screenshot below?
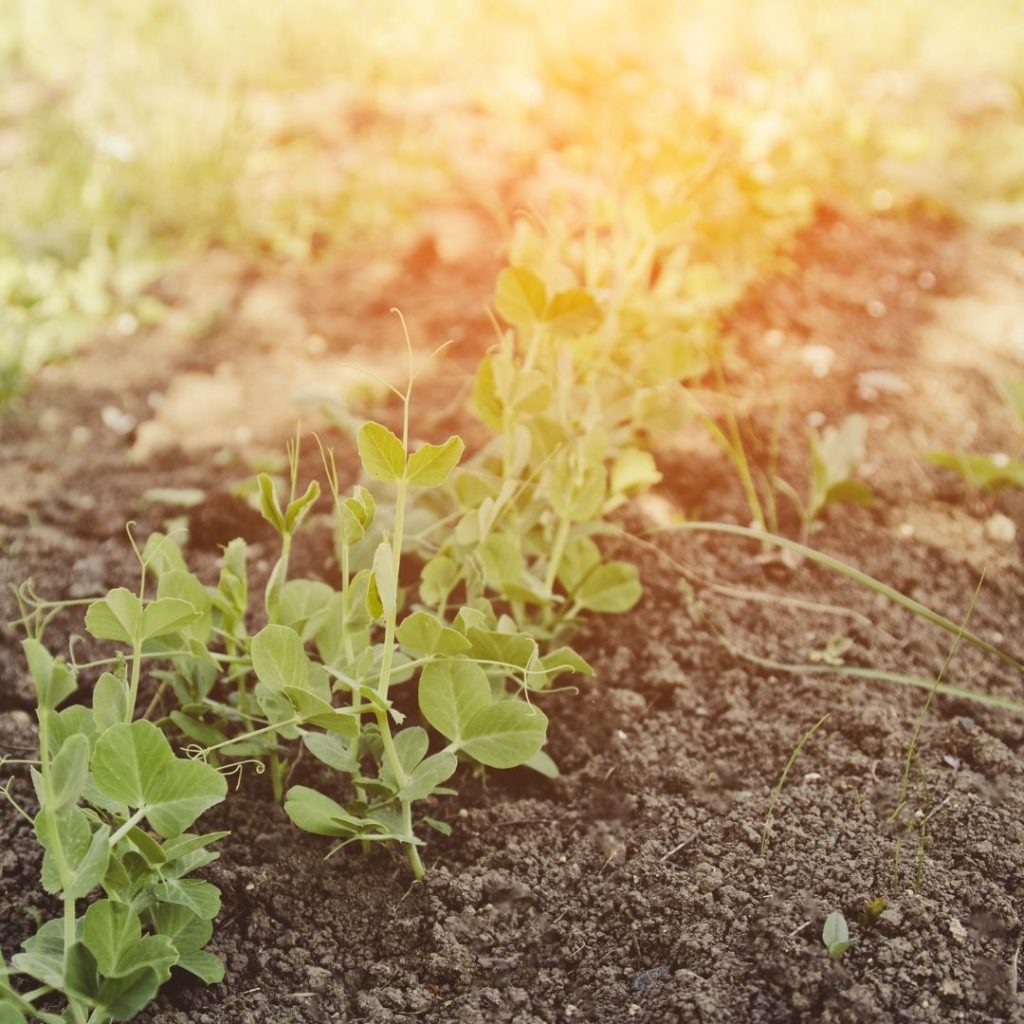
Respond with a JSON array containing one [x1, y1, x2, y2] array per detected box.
[[251, 625, 309, 692], [465, 628, 537, 671], [574, 561, 642, 613], [276, 579, 335, 636], [50, 733, 90, 812], [461, 701, 549, 769], [85, 589, 142, 645], [93, 672, 128, 731], [140, 597, 200, 642], [12, 919, 65, 989], [285, 480, 321, 532], [283, 688, 359, 738], [611, 448, 662, 494], [822, 911, 854, 958], [524, 749, 559, 779], [495, 266, 547, 326], [284, 786, 382, 838], [151, 878, 221, 920], [82, 900, 138, 976], [257, 473, 286, 533], [98, 967, 164, 1021], [157, 571, 213, 642], [91, 721, 227, 839], [826, 479, 874, 507], [478, 534, 524, 591], [397, 612, 471, 656], [303, 733, 358, 773], [419, 660, 491, 744], [401, 752, 457, 802], [528, 647, 594, 689], [542, 287, 601, 336], [926, 450, 1024, 492], [22, 640, 77, 710], [371, 541, 397, 617], [406, 436, 465, 488], [176, 949, 225, 984], [151, 904, 212, 955], [419, 555, 460, 608], [357, 421, 405, 483], [390, 727, 430, 779]]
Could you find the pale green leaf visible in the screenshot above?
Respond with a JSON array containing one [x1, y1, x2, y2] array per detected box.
[[495, 266, 547, 326], [251, 625, 309, 692], [85, 589, 142, 645], [574, 561, 642, 613], [357, 421, 405, 483], [406, 436, 465, 488], [419, 660, 491, 744], [461, 702, 548, 769]]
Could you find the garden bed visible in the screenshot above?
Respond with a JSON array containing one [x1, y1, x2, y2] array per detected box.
[[3, 211, 1024, 1023]]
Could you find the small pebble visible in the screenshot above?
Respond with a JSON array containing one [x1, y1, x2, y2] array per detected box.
[[985, 513, 1016, 544]]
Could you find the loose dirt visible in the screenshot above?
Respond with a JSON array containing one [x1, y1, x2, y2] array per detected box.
[[3, 211, 1024, 1023]]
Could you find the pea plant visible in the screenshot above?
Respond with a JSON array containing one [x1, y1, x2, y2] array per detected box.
[[2, 580, 226, 1023], [926, 378, 1024, 493]]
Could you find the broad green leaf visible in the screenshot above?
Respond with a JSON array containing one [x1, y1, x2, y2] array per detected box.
[[91, 721, 227, 839], [36, 806, 88, 894], [453, 471, 498, 509], [611, 448, 662, 494], [401, 752, 457, 802], [574, 561, 642, 613], [97, 966, 164, 1021], [303, 733, 358, 773], [495, 266, 547, 326], [22, 640, 77, 710], [406, 436, 465, 488], [63, 941, 99, 1005], [50, 733, 90, 812], [85, 589, 143, 646], [461, 702, 549, 769], [151, 904, 212, 954], [140, 597, 200, 643], [557, 536, 602, 593], [12, 919, 65, 989], [67, 825, 112, 900], [419, 660, 491, 744], [82, 900, 141, 976], [283, 688, 359, 738], [284, 786, 381, 838], [397, 611, 471, 656], [251, 625, 309, 692], [357, 421, 405, 483], [151, 878, 221, 920], [419, 555, 459, 607], [478, 535, 524, 590], [176, 950, 225, 984], [157, 571, 213, 641], [372, 542, 397, 617], [276, 579, 335, 635], [465, 628, 537, 671], [527, 647, 594, 689], [390, 727, 430, 779], [543, 287, 602, 336], [93, 672, 128, 731]]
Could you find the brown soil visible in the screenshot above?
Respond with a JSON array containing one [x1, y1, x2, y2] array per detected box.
[[3, 212, 1024, 1024]]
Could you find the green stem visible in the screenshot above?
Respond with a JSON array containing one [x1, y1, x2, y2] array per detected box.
[[126, 640, 142, 721], [108, 807, 148, 848]]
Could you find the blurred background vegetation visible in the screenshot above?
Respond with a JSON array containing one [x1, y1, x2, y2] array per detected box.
[[2, 0, 1022, 407]]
